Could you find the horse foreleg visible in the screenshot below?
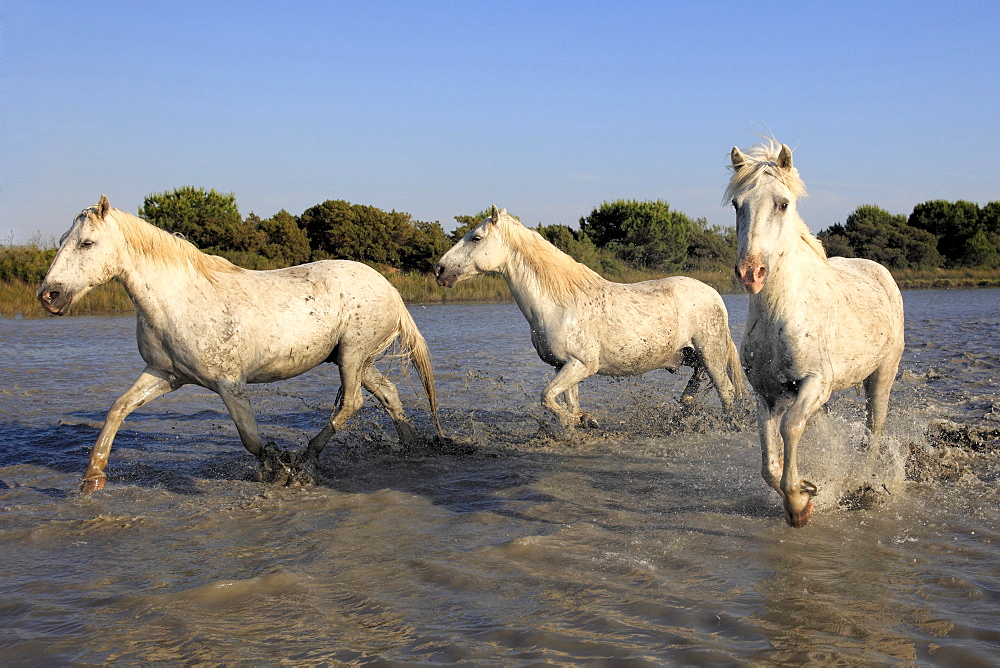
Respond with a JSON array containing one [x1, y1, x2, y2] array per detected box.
[[361, 366, 420, 447], [778, 376, 827, 527], [542, 360, 596, 429], [757, 400, 784, 493], [83, 367, 180, 493]]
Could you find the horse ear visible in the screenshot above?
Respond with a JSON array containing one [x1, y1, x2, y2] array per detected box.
[[490, 204, 500, 223], [97, 194, 111, 219], [730, 147, 747, 168], [778, 144, 793, 170]]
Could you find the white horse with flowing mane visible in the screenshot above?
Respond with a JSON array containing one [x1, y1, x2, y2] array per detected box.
[[726, 140, 905, 527], [38, 195, 442, 492], [434, 206, 746, 429]]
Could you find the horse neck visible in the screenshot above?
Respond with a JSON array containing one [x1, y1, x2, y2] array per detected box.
[[497, 245, 562, 321], [115, 237, 218, 319], [754, 232, 833, 315]]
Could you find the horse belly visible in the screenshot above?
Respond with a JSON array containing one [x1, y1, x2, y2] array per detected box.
[[597, 326, 683, 375]]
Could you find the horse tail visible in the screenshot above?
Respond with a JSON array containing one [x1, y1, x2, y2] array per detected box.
[[395, 305, 444, 437], [725, 334, 748, 402]]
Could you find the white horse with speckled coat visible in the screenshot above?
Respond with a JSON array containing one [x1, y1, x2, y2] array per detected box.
[[727, 140, 904, 527], [434, 206, 746, 429], [38, 195, 442, 492]]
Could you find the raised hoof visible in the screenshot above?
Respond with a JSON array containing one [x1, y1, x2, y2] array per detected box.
[[80, 475, 106, 494], [785, 500, 814, 528], [579, 413, 599, 429]]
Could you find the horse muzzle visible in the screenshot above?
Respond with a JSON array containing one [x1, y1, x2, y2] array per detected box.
[[433, 263, 456, 288], [37, 283, 73, 315], [735, 259, 767, 294]]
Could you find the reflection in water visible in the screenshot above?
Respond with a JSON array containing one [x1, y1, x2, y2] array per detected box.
[[0, 289, 997, 663]]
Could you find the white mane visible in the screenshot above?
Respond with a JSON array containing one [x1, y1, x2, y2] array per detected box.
[[494, 211, 603, 304], [88, 205, 243, 280]]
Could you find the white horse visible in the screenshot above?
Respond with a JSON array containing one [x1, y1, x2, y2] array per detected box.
[[434, 206, 745, 429], [38, 195, 442, 492], [726, 140, 905, 527]]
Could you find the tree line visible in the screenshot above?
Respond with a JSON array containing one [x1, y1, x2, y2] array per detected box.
[[3, 186, 998, 285]]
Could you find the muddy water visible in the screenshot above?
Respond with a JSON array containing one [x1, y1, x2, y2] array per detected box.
[[0, 290, 997, 664]]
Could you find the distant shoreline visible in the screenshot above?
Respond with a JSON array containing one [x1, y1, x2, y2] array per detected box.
[[4, 268, 999, 318]]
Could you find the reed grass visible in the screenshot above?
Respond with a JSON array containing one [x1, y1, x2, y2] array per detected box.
[[1, 280, 133, 318], [4, 267, 997, 318], [890, 267, 1000, 290]]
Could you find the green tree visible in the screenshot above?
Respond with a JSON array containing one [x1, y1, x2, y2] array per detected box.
[[301, 200, 449, 272], [579, 199, 692, 270], [841, 205, 941, 269], [908, 199, 982, 265], [816, 223, 855, 259], [140, 186, 248, 252], [536, 223, 624, 274], [301, 200, 401, 265], [683, 218, 737, 271], [399, 220, 452, 272], [256, 210, 311, 266]]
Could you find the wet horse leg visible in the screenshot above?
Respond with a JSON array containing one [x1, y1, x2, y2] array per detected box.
[[82, 367, 180, 493], [360, 365, 420, 447], [757, 399, 784, 493], [562, 385, 598, 428], [215, 378, 293, 481], [861, 358, 899, 469], [542, 360, 597, 429], [680, 361, 705, 406], [691, 338, 737, 410], [778, 375, 826, 527], [303, 350, 366, 464]]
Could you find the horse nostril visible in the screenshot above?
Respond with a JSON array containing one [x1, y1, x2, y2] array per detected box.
[[45, 291, 60, 302], [433, 265, 443, 277]]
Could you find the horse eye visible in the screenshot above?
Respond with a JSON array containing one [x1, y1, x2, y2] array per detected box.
[[778, 202, 789, 212], [471, 235, 483, 243], [80, 240, 94, 249]]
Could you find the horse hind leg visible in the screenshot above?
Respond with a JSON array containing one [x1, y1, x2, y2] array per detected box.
[[561, 385, 597, 429], [360, 365, 421, 448], [303, 354, 366, 465], [679, 348, 706, 406], [542, 360, 597, 430], [862, 360, 899, 469], [689, 338, 738, 411]]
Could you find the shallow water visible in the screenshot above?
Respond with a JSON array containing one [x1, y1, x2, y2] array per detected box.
[[1, 289, 997, 664]]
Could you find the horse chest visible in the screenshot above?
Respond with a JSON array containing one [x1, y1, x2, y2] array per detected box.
[[742, 314, 825, 397]]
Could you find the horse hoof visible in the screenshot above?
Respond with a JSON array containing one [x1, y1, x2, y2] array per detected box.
[[80, 475, 106, 494], [785, 500, 814, 528], [579, 414, 599, 429]]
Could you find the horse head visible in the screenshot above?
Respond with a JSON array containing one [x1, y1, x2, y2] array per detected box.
[[38, 194, 124, 314], [434, 204, 510, 287], [727, 142, 808, 294]]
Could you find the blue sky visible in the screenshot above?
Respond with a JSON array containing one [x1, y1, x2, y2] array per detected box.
[[3, 1, 998, 243]]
